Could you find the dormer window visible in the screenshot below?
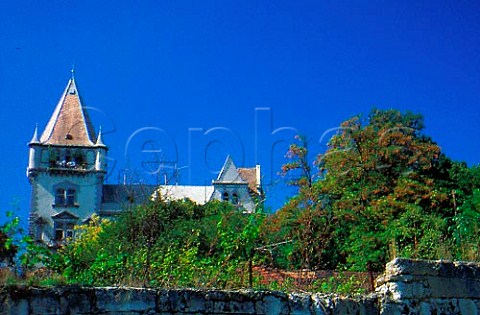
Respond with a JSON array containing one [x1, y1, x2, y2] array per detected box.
[[65, 134, 73, 140]]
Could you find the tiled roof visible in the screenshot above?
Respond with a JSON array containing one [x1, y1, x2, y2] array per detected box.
[[238, 167, 259, 194], [40, 78, 96, 146]]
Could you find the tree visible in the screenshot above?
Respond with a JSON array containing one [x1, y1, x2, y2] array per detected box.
[[449, 163, 480, 260], [272, 109, 455, 272], [266, 135, 337, 270], [51, 198, 267, 288], [318, 109, 450, 270]]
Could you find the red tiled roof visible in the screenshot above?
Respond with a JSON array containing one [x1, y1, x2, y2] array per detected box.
[[40, 79, 96, 146], [238, 167, 259, 194]]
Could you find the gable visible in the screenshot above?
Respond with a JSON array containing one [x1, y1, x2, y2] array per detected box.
[[51, 210, 79, 221], [215, 156, 246, 183]]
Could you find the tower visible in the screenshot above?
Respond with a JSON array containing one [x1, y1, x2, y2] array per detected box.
[[27, 75, 107, 246]]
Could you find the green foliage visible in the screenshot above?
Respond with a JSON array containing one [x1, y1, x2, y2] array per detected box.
[[269, 108, 480, 273], [0, 211, 20, 266], [48, 199, 266, 288], [313, 273, 367, 295], [10, 108, 480, 291]]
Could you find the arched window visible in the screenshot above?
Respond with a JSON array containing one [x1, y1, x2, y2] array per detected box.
[[232, 193, 239, 205], [222, 192, 229, 202]]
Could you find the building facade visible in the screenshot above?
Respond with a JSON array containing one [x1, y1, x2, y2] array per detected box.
[[27, 76, 262, 246]]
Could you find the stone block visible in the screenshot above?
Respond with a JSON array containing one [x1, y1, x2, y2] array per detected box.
[[288, 293, 312, 315], [95, 287, 156, 313], [159, 289, 208, 313], [0, 286, 29, 315], [29, 287, 61, 315], [425, 277, 480, 298], [1, 296, 29, 315], [57, 286, 96, 314], [181, 289, 207, 313], [385, 258, 436, 277], [458, 299, 479, 315], [311, 294, 328, 315], [255, 292, 289, 315], [385, 258, 480, 280], [328, 295, 379, 315], [379, 301, 405, 315]]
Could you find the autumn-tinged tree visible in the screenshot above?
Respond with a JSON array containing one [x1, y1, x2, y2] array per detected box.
[[269, 109, 459, 272], [318, 109, 451, 270]]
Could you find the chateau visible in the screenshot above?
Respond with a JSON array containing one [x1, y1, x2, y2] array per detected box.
[[27, 75, 262, 246]]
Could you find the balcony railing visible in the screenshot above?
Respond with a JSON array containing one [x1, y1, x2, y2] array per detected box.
[[46, 160, 93, 171]]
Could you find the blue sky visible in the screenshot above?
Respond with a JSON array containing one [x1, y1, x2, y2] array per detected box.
[[1, 1, 479, 225]]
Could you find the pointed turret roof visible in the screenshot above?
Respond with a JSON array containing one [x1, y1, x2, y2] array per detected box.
[[29, 124, 39, 144], [95, 127, 106, 147], [40, 78, 96, 146]]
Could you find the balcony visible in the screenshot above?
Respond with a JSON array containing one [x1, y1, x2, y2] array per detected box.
[[46, 160, 94, 173]]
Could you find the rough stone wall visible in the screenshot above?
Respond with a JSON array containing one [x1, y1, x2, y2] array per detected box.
[[0, 286, 376, 315], [376, 258, 480, 314], [2, 258, 480, 314]]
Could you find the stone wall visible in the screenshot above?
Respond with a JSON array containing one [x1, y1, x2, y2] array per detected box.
[[1, 258, 480, 314], [376, 258, 480, 314], [0, 286, 377, 315]]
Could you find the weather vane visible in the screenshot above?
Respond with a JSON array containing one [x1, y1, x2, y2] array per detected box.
[[71, 61, 76, 79]]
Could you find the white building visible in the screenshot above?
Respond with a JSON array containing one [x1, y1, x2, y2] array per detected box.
[[27, 75, 263, 246]]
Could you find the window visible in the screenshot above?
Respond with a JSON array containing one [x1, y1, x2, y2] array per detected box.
[[55, 229, 63, 241], [55, 189, 66, 206], [222, 192, 229, 202], [55, 188, 76, 207], [232, 193, 239, 205], [66, 189, 75, 206], [52, 211, 78, 244], [54, 222, 75, 242]]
